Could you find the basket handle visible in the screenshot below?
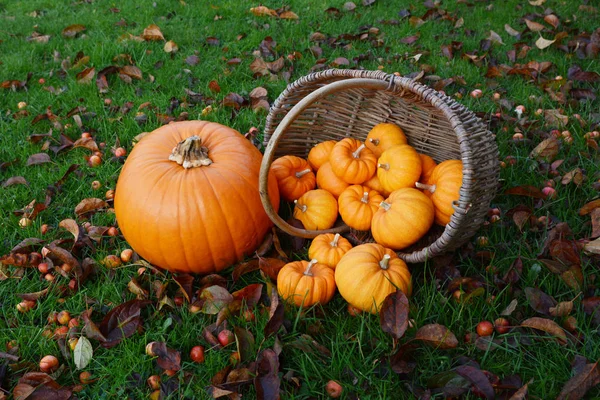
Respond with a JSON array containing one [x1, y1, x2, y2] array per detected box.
[[259, 78, 392, 239]]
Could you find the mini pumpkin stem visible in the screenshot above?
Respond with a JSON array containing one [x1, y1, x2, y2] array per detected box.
[[361, 192, 369, 204], [352, 144, 366, 159], [304, 259, 318, 276], [379, 254, 391, 270], [378, 162, 390, 171], [415, 182, 436, 193], [330, 233, 340, 247], [379, 201, 391, 211], [369, 138, 380, 146], [294, 200, 307, 213], [169, 135, 213, 169], [295, 168, 312, 178]]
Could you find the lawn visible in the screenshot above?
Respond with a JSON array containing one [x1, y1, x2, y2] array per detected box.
[[1, 0, 599, 399]]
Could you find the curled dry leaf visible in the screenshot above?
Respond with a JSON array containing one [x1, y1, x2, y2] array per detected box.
[[264, 290, 284, 338], [100, 299, 151, 348], [73, 137, 99, 152], [556, 362, 600, 400], [544, 14, 559, 28], [455, 365, 495, 400], [278, 11, 299, 20], [504, 185, 547, 199], [530, 137, 559, 160], [583, 237, 600, 255], [27, 153, 51, 166], [147, 341, 181, 371], [250, 6, 277, 17], [164, 40, 178, 53], [561, 168, 584, 186], [521, 317, 567, 343], [2, 176, 28, 187], [524, 19, 545, 32], [525, 287, 556, 316], [505, 24, 520, 37], [535, 36, 555, 50], [254, 349, 280, 400], [509, 378, 533, 400], [62, 24, 86, 38], [76, 67, 96, 84], [120, 65, 142, 80], [379, 290, 409, 340], [74, 198, 108, 217], [414, 324, 458, 349], [142, 24, 164, 41]]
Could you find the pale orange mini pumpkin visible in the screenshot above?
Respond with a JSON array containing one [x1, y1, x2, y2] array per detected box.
[[371, 188, 434, 250], [307, 140, 336, 171], [415, 160, 463, 226], [419, 153, 437, 184], [365, 123, 408, 157], [114, 121, 280, 274], [277, 259, 336, 307], [308, 233, 352, 269], [377, 145, 422, 194], [270, 155, 316, 201], [363, 174, 388, 196], [335, 243, 412, 313], [329, 138, 377, 184], [293, 189, 338, 230], [316, 162, 349, 198], [338, 185, 384, 231]]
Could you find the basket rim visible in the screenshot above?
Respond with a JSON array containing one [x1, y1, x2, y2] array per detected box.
[[259, 68, 499, 263]]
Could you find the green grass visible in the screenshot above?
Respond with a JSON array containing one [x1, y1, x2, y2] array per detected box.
[[1, 0, 600, 398]]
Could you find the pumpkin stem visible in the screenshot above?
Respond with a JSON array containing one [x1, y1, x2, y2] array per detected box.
[[379, 201, 391, 211], [330, 233, 340, 247], [169, 135, 213, 169], [377, 162, 390, 171], [379, 254, 391, 270], [361, 192, 369, 204], [304, 259, 318, 276], [294, 200, 307, 213], [369, 138, 380, 146], [415, 182, 436, 193], [352, 144, 366, 159], [295, 168, 312, 178]]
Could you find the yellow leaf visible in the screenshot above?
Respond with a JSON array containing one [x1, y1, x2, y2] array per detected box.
[[535, 35, 555, 49], [164, 40, 178, 53], [529, 0, 546, 5]]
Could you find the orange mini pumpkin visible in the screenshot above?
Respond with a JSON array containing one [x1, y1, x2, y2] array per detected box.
[[293, 189, 338, 230], [335, 243, 412, 313], [363, 174, 388, 196], [308, 140, 336, 171], [377, 145, 422, 193], [308, 233, 352, 269], [316, 162, 349, 198], [277, 259, 336, 307], [415, 160, 463, 226], [371, 188, 434, 250], [338, 185, 384, 231], [419, 153, 437, 184], [114, 121, 280, 274], [365, 123, 408, 157], [329, 138, 377, 184], [270, 155, 316, 201]]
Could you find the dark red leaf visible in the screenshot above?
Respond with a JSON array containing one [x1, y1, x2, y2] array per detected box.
[[455, 365, 494, 399], [173, 273, 194, 302], [99, 299, 151, 348], [524, 287, 557, 316], [504, 185, 547, 199], [380, 290, 409, 340], [556, 362, 600, 400], [389, 342, 418, 374], [254, 349, 280, 400], [147, 341, 181, 371], [234, 327, 255, 363], [567, 65, 600, 82], [264, 290, 284, 338], [231, 283, 263, 308]]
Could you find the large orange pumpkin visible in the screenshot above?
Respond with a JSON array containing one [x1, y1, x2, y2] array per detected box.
[[114, 121, 280, 274], [335, 243, 412, 313]]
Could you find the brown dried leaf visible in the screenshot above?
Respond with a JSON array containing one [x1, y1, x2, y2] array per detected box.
[[259, 257, 286, 281], [530, 137, 559, 160], [505, 24, 521, 37], [556, 362, 600, 400], [208, 80, 221, 93], [62, 24, 86, 38], [17, 288, 49, 301], [509, 379, 533, 400], [521, 317, 567, 343], [27, 153, 51, 166], [544, 14, 560, 29], [254, 349, 280, 399], [120, 65, 142, 80], [561, 168, 584, 186], [250, 6, 277, 17], [549, 299, 575, 317], [583, 238, 600, 255], [264, 290, 284, 338], [414, 324, 458, 349], [3, 176, 28, 187], [279, 11, 299, 20], [74, 198, 108, 217], [544, 109, 568, 126], [380, 291, 409, 340], [504, 185, 546, 199], [73, 137, 99, 152], [164, 40, 178, 53], [142, 24, 164, 41], [524, 19, 545, 32], [59, 219, 80, 242], [591, 209, 600, 238], [525, 287, 556, 316], [76, 67, 95, 84]]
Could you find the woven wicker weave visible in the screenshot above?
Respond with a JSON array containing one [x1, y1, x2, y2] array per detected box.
[[258, 69, 500, 263]]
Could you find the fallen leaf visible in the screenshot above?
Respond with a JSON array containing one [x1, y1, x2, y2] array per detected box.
[[100, 299, 151, 348], [164, 40, 178, 53], [74, 336, 93, 369], [26, 153, 51, 166], [535, 36, 555, 49], [544, 14, 560, 29], [62, 24, 86, 38], [234, 327, 255, 363], [505, 24, 521, 37], [549, 298, 576, 317], [254, 349, 280, 399], [199, 285, 233, 314], [556, 362, 600, 400], [73, 137, 99, 152], [544, 109, 568, 126], [120, 65, 142, 80], [414, 324, 458, 349], [380, 291, 409, 340], [583, 237, 600, 255], [561, 168, 584, 186], [521, 317, 567, 343], [2, 176, 28, 187], [567, 65, 600, 82], [250, 6, 277, 17], [509, 379, 533, 400], [504, 185, 547, 199], [76, 67, 95, 84], [146, 341, 181, 371], [591, 209, 600, 238], [264, 290, 284, 338], [344, 2, 357, 11], [279, 11, 298, 20], [185, 55, 200, 66], [74, 198, 108, 217], [501, 299, 518, 316], [530, 137, 559, 160], [142, 24, 164, 41], [455, 365, 495, 399], [259, 257, 286, 281], [208, 80, 221, 93], [524, 19, 545, 32], [17, 288, 49, 301], [487, 30, 504, 45], [525, 287, 557, 316]]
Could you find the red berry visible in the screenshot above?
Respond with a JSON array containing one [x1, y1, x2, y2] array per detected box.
[[494, 318, 510, 334], [147, 375, 161, 390], [39, 355, 59, 373], [88, 155, 102, 167], [120, 249, 133, 263], [38, 262, 50, 274], [115, 147, 127, 157], [325, 380, 343, 398], [107, 227, 119, 237], [476, 321, 494, 337], [190, 346, 205, 363], [218, 330, 235, 347], [57, 311, 71, 325], [81, 132, 92, 139], [38, 78, 46, 84], [79, 371, 93, 384]]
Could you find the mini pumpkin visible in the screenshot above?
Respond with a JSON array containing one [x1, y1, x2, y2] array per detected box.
[[377, 145, 422, 193], [308, 233, 352, 269], [338, 185, 384, 231], [293, 189, 338, 230], [329, 138, 377, 184], [316, 162, 349, 198], [415, 160, 463, 226], [335, 243, 412, 313], [277, 259, 336, 307], [371, 188, 434, 250], [419, 153, 437, 184], [308, 140, 336, 171], [363, 174, 388, 196], [114, 121, 280, 274], [270, 155, 316, 201], [365, 123, 408, 157]]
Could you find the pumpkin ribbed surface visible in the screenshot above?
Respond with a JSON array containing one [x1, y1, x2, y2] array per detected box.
[[114, 121, 280, 274]]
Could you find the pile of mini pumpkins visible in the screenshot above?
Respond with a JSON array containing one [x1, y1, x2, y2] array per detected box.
[[272, 123, 463, 313]]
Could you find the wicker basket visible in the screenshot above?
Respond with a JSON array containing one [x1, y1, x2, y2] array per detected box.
[[258, 69, 500, 263]]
